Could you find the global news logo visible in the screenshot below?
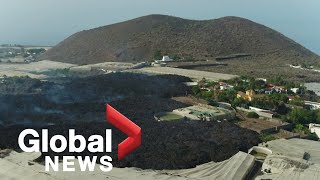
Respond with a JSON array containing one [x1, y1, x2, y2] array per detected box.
[[17, 104, 142, 172]]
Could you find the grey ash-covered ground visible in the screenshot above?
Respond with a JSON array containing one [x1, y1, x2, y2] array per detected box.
[[0, 73, 260, 170]]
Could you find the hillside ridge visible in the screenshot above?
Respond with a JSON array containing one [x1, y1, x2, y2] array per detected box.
[[39, 14, 320, 81]]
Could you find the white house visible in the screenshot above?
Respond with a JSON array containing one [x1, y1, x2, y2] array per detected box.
[[161, 56, 173, 62], [290, 88, 300, 94], [219, 82, 234, 90], [220, 85, 234, 90], [256, 78, 267, 82], [309, 123, 320, 140], [305, 101, 320, 110]]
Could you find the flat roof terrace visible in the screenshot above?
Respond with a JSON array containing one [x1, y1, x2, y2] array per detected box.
[[237, 115, 291, 134], [173, 105, 235, 121]]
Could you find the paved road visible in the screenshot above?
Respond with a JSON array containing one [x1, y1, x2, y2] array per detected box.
[[134, 67, 238, 81]]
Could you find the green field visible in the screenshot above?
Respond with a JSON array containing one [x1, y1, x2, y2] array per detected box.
[[157, 112, 183, 121]]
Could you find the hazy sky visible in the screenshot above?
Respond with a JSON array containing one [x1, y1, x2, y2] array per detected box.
[[0, 0, 319, 54]]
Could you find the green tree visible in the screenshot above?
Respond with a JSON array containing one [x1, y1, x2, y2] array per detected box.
[[207, 81, 219, 87], [293, 124, 310, 134], [27, 48, 46, 54], [154, 50, 162, 60], [201, 91, 214, 101], [250, 94, 289, 113], [247, 112, 260, 118], [289, 97, 304, 106], [192, 86, 201, 96], [231, 97, 248, 108], [287, 108, 317, 124], [232, 97, 243, 107], [217, 89, 236, 103], [316, 110, 320, 124], [258, 134, 276, 143], [288, 108, 304, 124], [172, 55, 181, 61], [270, 76, 286, 86]]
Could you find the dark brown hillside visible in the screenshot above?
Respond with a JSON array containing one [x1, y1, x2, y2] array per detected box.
[[40, 14, 320, 81]]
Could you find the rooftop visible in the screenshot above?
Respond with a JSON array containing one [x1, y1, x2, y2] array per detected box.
[[173, 104, 235, 121], [256, 138, 320, 180]]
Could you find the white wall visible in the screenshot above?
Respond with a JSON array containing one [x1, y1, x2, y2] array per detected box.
[[309, 124, 320, 139]]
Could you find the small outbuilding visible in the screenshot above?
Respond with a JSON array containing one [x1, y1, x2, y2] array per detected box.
[[161, 56, 173, 62]]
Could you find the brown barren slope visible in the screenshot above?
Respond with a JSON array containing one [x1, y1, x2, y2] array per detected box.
[[40, 14, 320, 81]]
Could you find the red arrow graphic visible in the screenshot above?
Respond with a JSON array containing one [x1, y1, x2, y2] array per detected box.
[[106, 104, 141, 160]]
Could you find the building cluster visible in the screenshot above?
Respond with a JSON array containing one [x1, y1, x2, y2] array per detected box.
[[0, 48, 22, 58], [197, 78, 316, 111], [218, 82, 234, 90], [264, 83, 286, 94], [237, 90, 264, 102], [0, 46, 47, 63], [200, 81, 234, 91]]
